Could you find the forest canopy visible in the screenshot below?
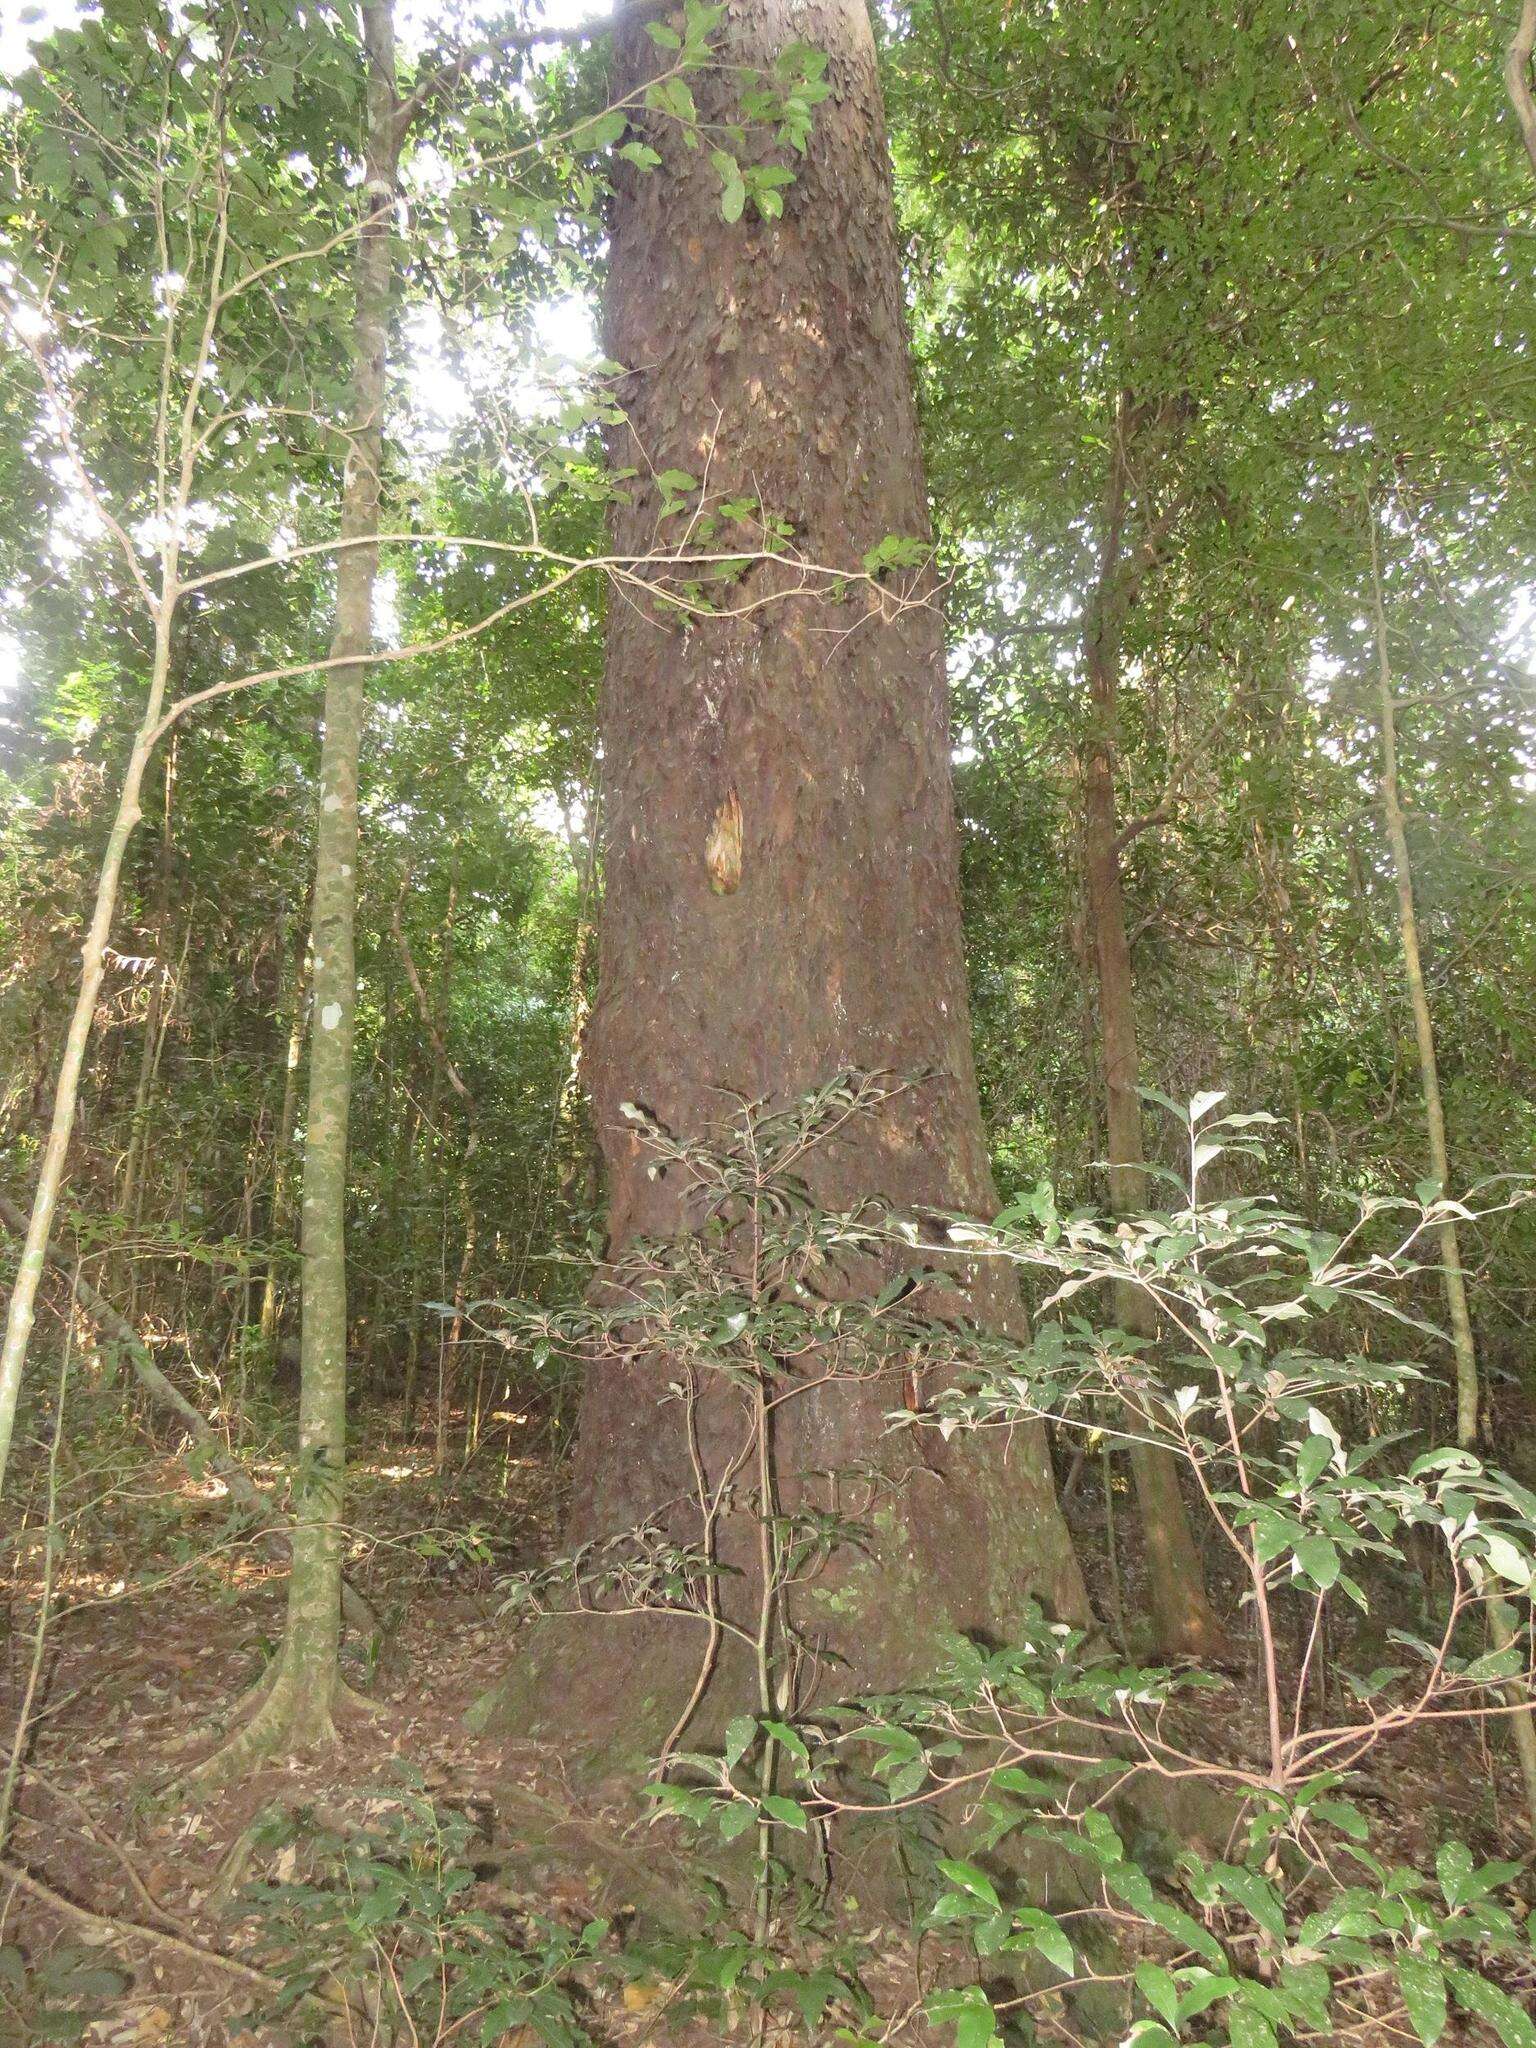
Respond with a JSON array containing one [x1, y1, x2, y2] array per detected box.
[[2, 3, 1536, 2045]]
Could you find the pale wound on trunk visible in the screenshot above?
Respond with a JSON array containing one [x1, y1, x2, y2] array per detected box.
[[705, 787, 743, 894]]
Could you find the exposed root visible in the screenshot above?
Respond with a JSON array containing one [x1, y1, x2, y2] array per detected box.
[[0, 1852, 293, 1998], [183, 1652, 340, 1787], [162, 1650, 282, 1760], [335, 1674, 387, 1718]]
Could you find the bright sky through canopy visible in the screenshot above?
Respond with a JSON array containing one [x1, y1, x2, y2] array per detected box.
[[0, 0, 603, 78]]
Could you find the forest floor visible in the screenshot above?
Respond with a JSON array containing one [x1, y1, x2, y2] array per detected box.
[[1, 1397, 1532, 2047], [0, 1399, 936, 2047]]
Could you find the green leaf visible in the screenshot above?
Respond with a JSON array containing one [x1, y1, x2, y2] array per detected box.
[[1296, 1433, 1333, 1488], [1177, 1971, 1241, 2020], [1213, 1863, 1288, 1943], [992, 1765, 1058, 1798], [711, 148, 746, 223], [578, 109, 628, 150], [1103, 1864, 1225, 1965], [1249, 1508, 1306, 1564], [1294, 1534, 1340, 1589], [723, 1713, 756, 1770], [861, 532, 928, 576], [716, 1799, 756, 1840], [935, 1858, 1000, 1907], [1311, 1797, 1371, 1842], [1448, 1966, 1536, 2048], [1435, 1840, 1474, 1909], [1478, 1532, 1532, 1588], [1459, 1642, 1523, 1684], [926, 1983, 1000, 2048], [1136, 1962, 1181, 2028], [1396, 1954, 1447, 2046], [1227, 1999, 1278, 2048], [761, 1717, 809, 1760], [1278, 1960, 1331, 2029], [1012, 1907, 1073, 1974]]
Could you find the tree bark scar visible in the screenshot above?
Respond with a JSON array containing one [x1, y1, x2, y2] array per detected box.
[[705, 786, 743, 894]]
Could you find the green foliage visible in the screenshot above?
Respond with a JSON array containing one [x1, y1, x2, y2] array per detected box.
[[239, 1771, 609, 2044], [880, 0, 1536, 1361], [1, 0, 1535, 2030], [0, 1942, 129, 2046], [505, 1080, 1536, 2047]]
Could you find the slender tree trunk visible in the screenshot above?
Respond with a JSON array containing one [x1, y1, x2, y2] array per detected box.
[[279, 0, 397, 1733], [399, 875, 455, 1438], [199, 0, 399, 1768], [1368, 507, 1536, 1831], [118, 741, 178, 1308], [125, 915, 189, 1322], [258, 930, 310, 1348], [1506, 0, 1536, 180], [482, 0, 1087, 1751], [1368, 525, 1478, 1443], [1079, 400, 1227, 1659], [438, 1207, 475, 1473], [0, 604, 178, 1498], [556, 816, 601, 1212], [393, 867, 476, 1469]]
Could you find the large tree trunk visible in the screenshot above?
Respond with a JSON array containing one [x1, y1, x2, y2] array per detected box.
[[493, 0, 1087, 1752]]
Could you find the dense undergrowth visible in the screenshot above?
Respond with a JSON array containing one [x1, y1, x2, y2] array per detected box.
[[7, 1084, 1535, 2048]]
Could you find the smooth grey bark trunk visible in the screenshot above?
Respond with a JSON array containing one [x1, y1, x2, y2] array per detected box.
[[0, 606, 177, 1498], [1506, 0, 1536, 180], [196, 0, 400, 1771], [258, 928, 310, 1348], [117, 743, 179, 1312]]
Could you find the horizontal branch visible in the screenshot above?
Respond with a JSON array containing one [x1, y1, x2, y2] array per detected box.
[[179, 531, 851, 596]]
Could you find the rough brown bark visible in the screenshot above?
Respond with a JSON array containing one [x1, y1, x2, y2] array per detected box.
[[1079, 394, 1228, 1661], [490, 0, 1087, 1752]]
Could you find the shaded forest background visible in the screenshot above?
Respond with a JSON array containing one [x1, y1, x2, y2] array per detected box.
[[5, 0, 1534, 1464], [3, 0, 1536, 2043]]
